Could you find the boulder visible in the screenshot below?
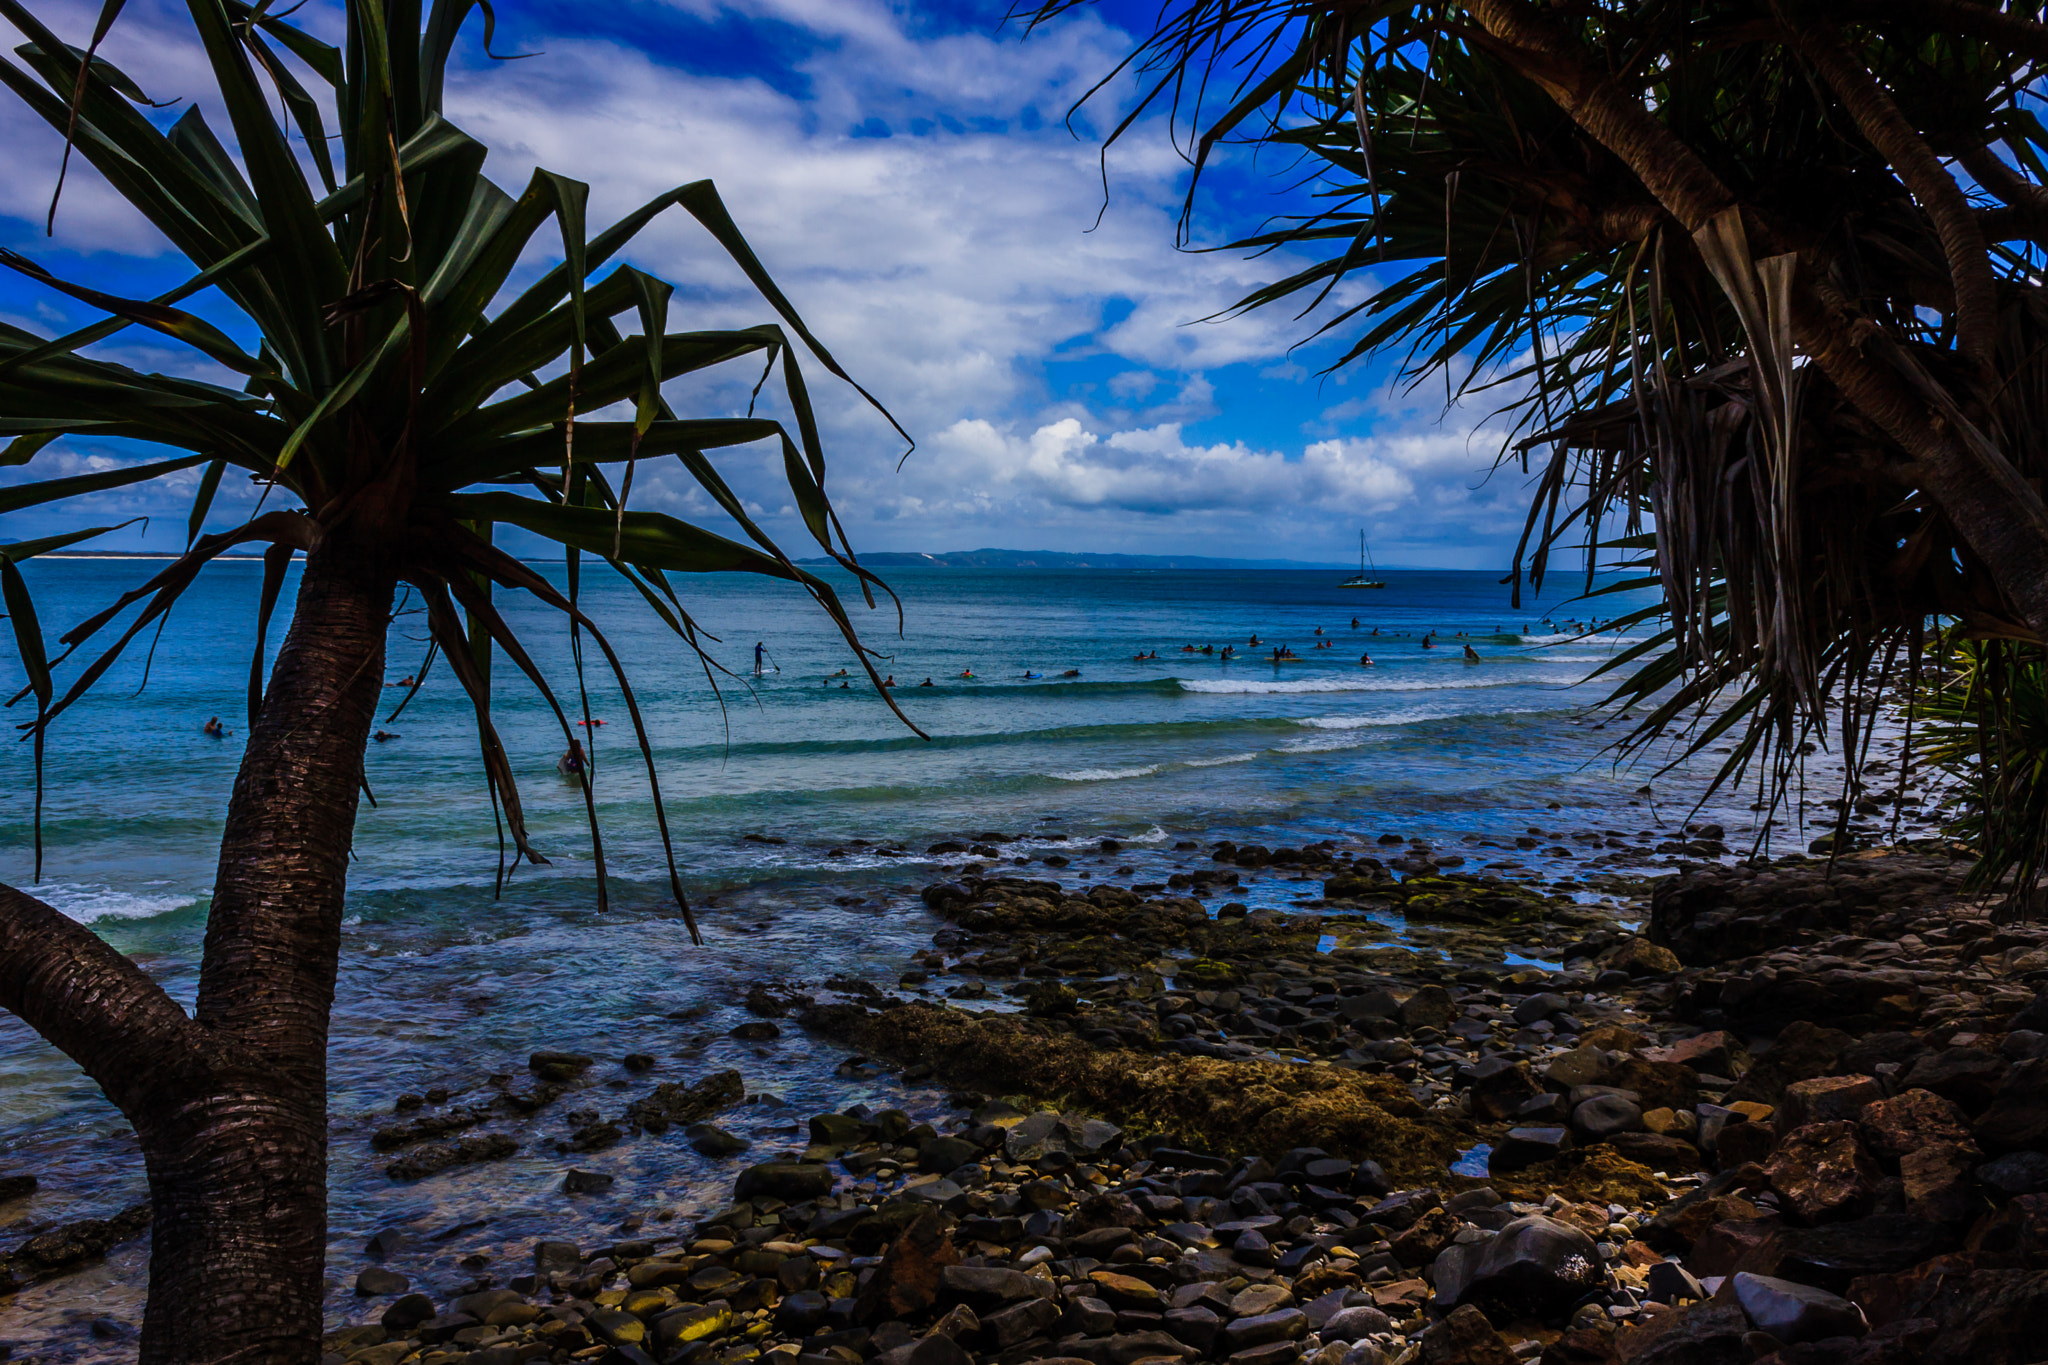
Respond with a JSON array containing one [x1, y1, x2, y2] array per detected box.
[[1858, 1089, 1975, 1165], [1574, 1094, 1644, 1143], [733, 1161, 834, 1201], [1608, 938, 1681, 977], [1421, 1304, 1516, 1365], [1399, 986, 1458, 1032], [1975, 1058, 2048, 1154], [1729, 1022, 1853, 1107], [1901, 1142, 1978, 1224], [1447, 1214, 1607, 1322], [1903, 1049, 2009, 1115], [1644, 1031, 1750, 1079], [1732, 1272, 1865, 1344], [1781, 1077, 1885, 1132], [1765, 1122, 1880, 1223], [1491, 1127, 1573, 1175]]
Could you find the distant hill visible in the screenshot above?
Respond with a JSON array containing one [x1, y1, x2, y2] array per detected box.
[[800, 548, 1350, 570]]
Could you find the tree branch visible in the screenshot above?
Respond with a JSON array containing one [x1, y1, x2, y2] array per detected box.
[[1792, 17, 2000, 372], [0, 882, 202, 1118], [1861, 0, 2048, 64]]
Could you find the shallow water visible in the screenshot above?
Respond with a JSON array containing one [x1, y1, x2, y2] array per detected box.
[[0, 559, 1785, 1347]]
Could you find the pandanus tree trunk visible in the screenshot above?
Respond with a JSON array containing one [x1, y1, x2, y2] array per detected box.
[[0, 530, 392, 1364]]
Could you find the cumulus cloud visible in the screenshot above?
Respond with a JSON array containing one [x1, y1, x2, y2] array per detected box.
[[0, 0, 1541, 567]]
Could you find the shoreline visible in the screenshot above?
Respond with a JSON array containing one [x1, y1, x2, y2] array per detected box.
[[11, 801, 2042, 1365]]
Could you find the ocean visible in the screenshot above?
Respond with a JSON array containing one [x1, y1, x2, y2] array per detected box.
[[0, 557, 1781, 1339]]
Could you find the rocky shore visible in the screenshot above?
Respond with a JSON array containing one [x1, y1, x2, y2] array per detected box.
[[15, 824, 2048, 1365]]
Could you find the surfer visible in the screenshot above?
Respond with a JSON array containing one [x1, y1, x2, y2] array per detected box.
[[1359, 652, 1374, 666], [958, 668, 975, 679], [1422, 633, 1435, 649], [558, 739, 588, 777], [920, 677, 935, 687], [1464, 644, 1482, 663], [1021, 670, 1040, 680], [1249, 634, 1261, 646], [1351, 617, 1360, 629], [754, 641, 766, 673]]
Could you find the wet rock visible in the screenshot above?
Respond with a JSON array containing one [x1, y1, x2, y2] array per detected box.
[[0, 1175, 34, 1204], [528, 1050, 593, 1082], [1765, 1123, 1880, 1223], [562, 1169, 614, 1194], [626, 1070, 745, 1134], [356, 1267, 409, 1296], [1420, 1304, 1516, 1365], [370, 1105, 493, 1152], [382, 1132, 519, 1182], [2, 1203, 151, 1283], [735, 1161, 835, 1201], [685, 1123, 750, 1157], [382, 1293, 437, 1332], [731, 1021, 782, 1041], [1732, 1272, 1865, 1345]]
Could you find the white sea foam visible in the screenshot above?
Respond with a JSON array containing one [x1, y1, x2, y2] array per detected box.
[[1177, 674, 1520, 695], [33, 883, 200, 924], [1183, 751, 1260, 767], [1050, 765, 1161, 782]]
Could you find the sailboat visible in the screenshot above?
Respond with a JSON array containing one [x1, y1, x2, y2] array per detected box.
[[1340, 530, 1386, 588]]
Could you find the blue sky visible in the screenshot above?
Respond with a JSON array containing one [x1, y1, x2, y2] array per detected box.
[[0, 0, 1546, 568]]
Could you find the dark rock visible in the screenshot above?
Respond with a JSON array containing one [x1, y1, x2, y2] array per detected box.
[[1468, 1056, 1546, 1121], [1608, 1132, 1705, 1173], [1613, 1302, 1749, 1365], [776, 1289, 831, 1333], [562, 1169, 614, 1194], [1399, 986, 1457, 1032], [686, 1123, 750, 1157], [1976, 1058, 2048, 1154], [1774, 1215, 1952, 1291], [1880, 1267, 2048, 1365], [1221, 1309, 1308, 1351], [1902, 1050, 2009, 1115], [983, 1297, 1062, 1348], [1647, 1261, 1706, 1304], [1730, 1022, 1854, 1107], [1450, 1214, 1607, 1321], [0, 1175, 37, 1204], [625, 1070, 745, 1134], [1859, 1089, 1974, 1166], [1780, 1076, 1884, 1132], [1839, 1032, 1930, 1078], [730, 1021, 782, 1042], [356, 1267, 409, 1296], [533, 1240, 581, 1273], [528, 1050, 593, 1082], [1491, 1127, 1573, 1175], [1732, 1272, 1865, 1344], [1420, 1304, 1517, 1365], [1515, 993, 1571, 1025], [1980, 1151, 2048, 1197], [382, 1293, 437, 1332], [1390, 1207, 1460, 1266], [1321, 1305, 1393, 1342], [1901, 1142, 1978, 1224], [940, 1264, 1056, 1307], [872, 1333, 972, 1365], [1573, 1094, 1644, 1142], [1765, 1122, 1880, 1223], [1165, 1305, 1223, 1350], [734, 1161, 834, 1201], [3, 1203, 152, 1279], [385, 1133, 518, 1182]]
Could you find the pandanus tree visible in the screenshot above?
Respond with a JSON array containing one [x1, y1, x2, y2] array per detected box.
[[1025, 0, 2048, 862], [0, 0, 913, 1357]]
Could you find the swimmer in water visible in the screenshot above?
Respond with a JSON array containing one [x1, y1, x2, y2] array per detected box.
[[840, 682, 851, 689], [558, 738, 588, 777], [881, 675, 895, 688], [1351, 617, 1360, 629], [383, 675, 414, 689], [1249, 634, 1261, 647], [1422, 634, 1435, 649], [1464, 644, 1481, 662], [830, 668, 849, 677], [1062, 668, 1082, 677], [203, 716, 225, 737], [920, 677, 935, 686], [958, 668, 974, 679], [1359, 652, 1374, 666], [374, 729, 399, 742]]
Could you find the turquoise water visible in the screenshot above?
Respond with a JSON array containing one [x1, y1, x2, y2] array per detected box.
[[0, 557, 1742, 1334]]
